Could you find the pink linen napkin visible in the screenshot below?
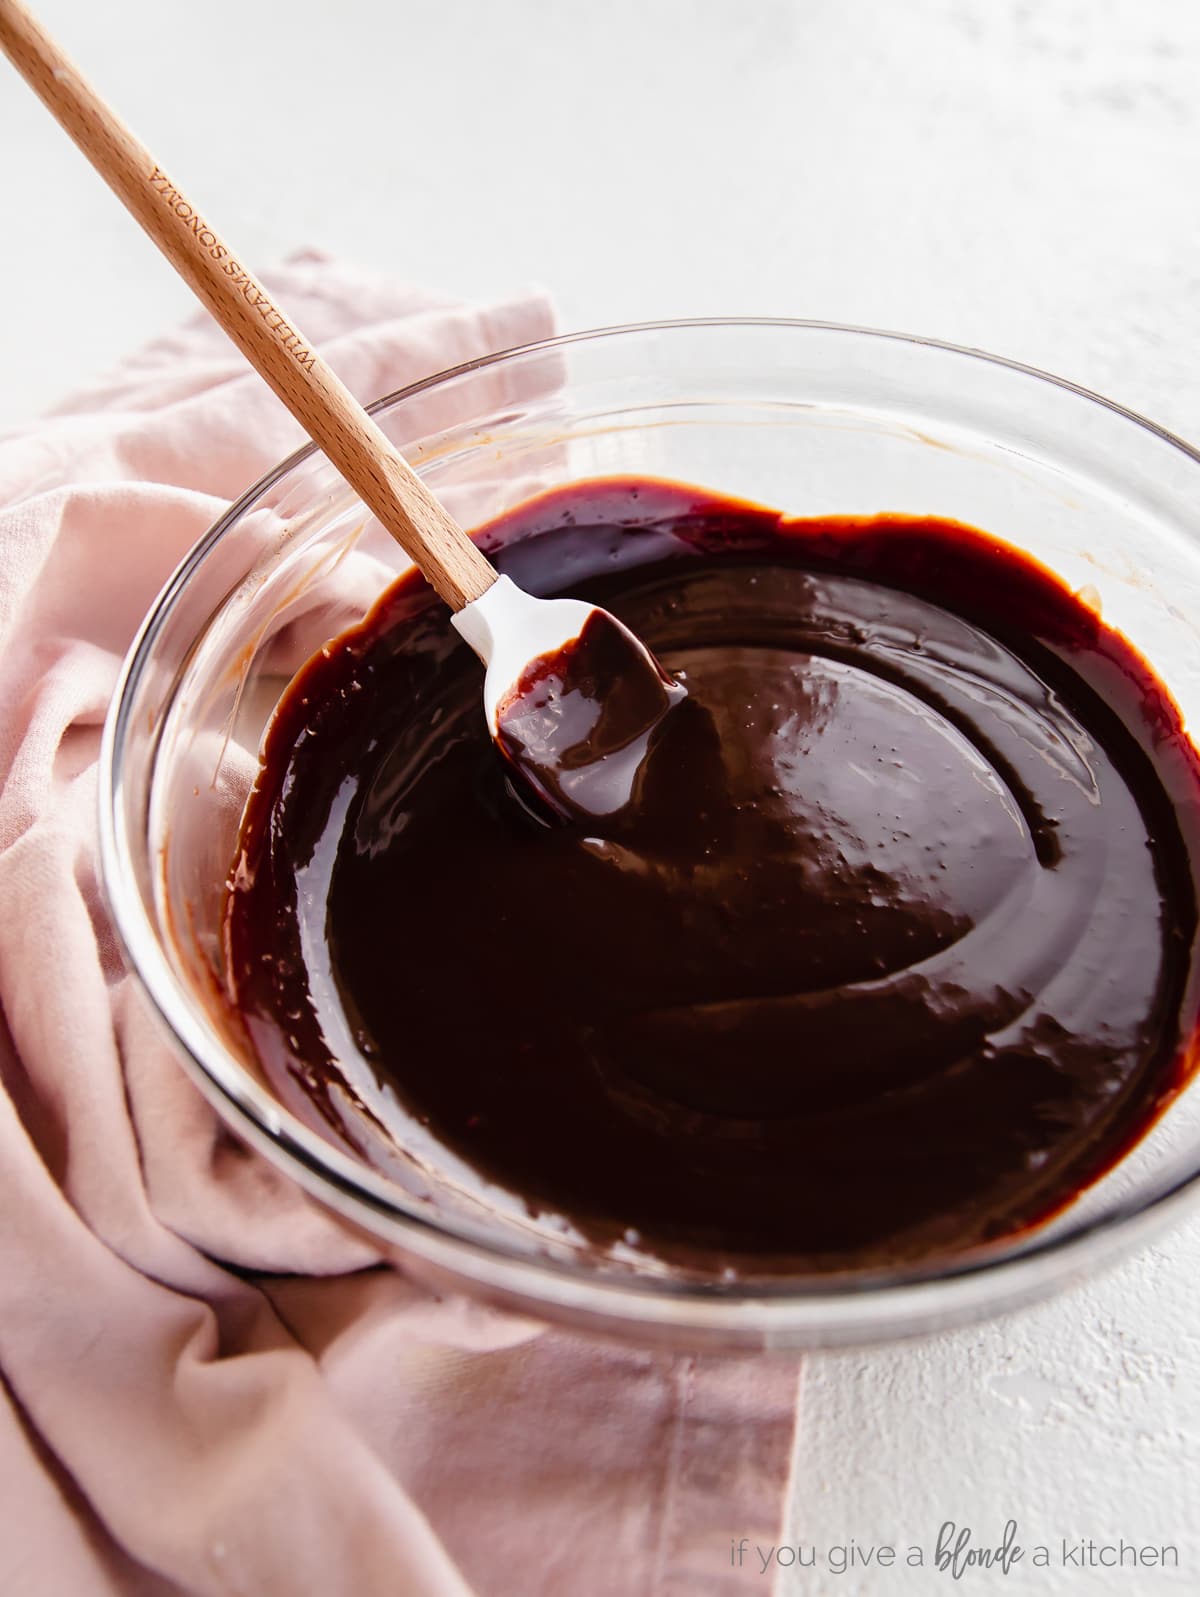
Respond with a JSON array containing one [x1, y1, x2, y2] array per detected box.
[[0, 254, 799, 1597]]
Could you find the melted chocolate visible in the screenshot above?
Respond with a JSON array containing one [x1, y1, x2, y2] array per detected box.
[[223, 478, 1200, 1273]]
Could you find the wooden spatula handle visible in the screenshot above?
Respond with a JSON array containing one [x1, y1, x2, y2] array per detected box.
[[0, 0, 497, 611]]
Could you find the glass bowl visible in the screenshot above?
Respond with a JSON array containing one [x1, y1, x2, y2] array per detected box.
[[99, 320, 1200, 1350]]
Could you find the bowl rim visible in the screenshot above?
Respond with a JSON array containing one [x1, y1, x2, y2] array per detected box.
[[97, 316, 1200, 1335]]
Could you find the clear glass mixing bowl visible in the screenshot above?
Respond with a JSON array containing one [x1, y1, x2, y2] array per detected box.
[[99, 320, 1200, 1350]]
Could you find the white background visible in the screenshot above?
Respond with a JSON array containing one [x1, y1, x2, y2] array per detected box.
[[3, 1, 1200, 1591]]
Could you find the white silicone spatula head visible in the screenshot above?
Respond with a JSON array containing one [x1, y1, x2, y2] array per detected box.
[[454, 576, 686, 824], [451, 576, 611, 733]]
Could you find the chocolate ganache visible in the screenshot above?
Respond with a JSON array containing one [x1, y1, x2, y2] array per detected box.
[[224, 477, 1200, 1272]]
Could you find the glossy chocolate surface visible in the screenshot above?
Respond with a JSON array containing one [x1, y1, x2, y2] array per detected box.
[[224, 478, 1200, 1272]]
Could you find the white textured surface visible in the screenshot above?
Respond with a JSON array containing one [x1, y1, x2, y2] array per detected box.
[[4, 1, 1200, 1590], [789, 1243, 1200, 1593]]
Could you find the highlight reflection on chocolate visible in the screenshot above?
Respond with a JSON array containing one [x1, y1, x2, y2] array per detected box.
[[223, 478, 1200, 1274]]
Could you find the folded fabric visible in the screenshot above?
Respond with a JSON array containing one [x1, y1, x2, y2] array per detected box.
[[0, 253, 799, 1597]]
